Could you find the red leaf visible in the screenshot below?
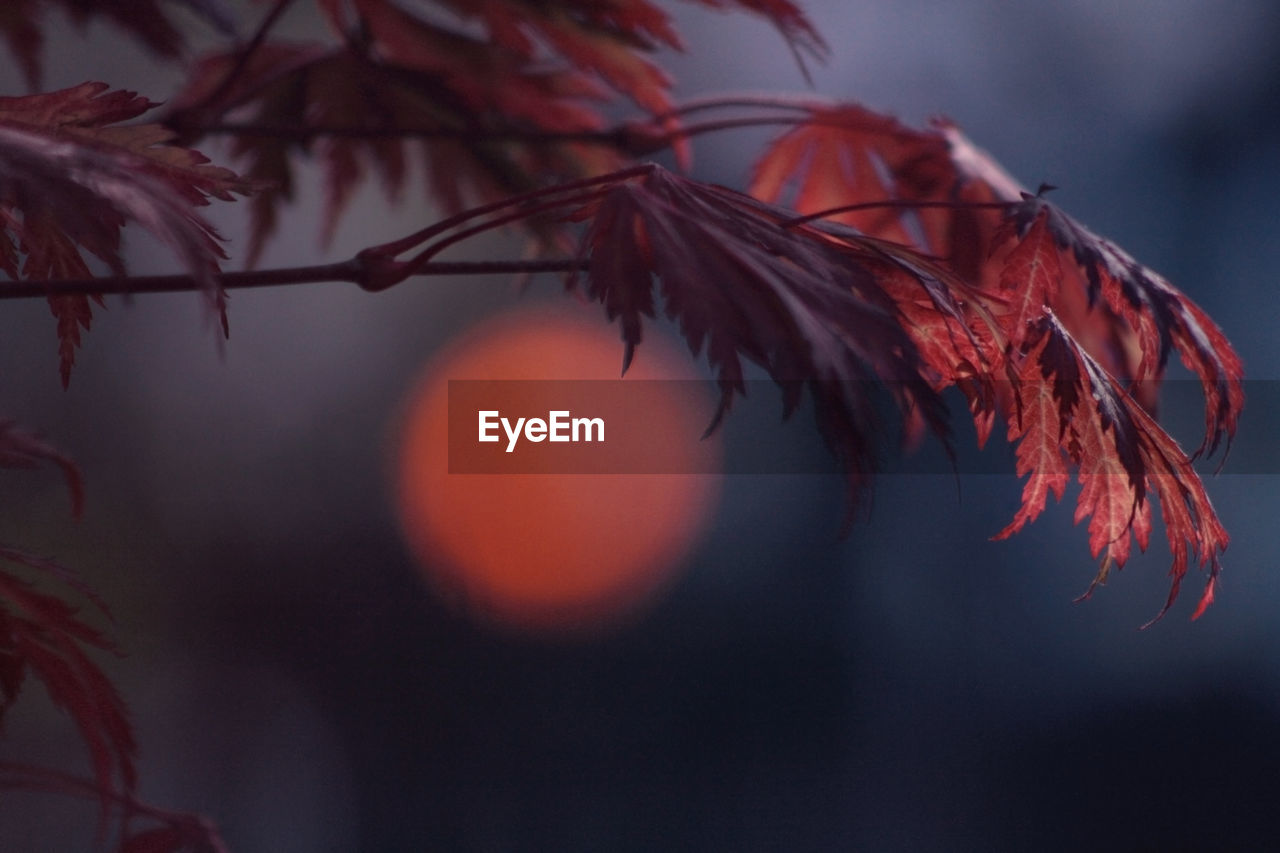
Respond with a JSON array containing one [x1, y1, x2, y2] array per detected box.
[[0, 82, 254, 384], [0, 562, 135, 819], [746, 101, 1240, 615], [992, 332, 1070, 540], [167, 40, 616, 264], [997, 316, 1227, 622], [325, 0, 823, 114], [1004, 194, 1244, 458], [995, 209, 1061, 351], [569, 165, 951, 499], [750, 104, 954, 250]]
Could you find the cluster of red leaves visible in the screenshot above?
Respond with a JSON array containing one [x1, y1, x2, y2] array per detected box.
[[0, 82, 254, 385], [0, 421, 231, 850], [568, 167, 952, 500], [162, 0, 822, 263], [0, 1, 1251, 850], [745, 104, 1241, 620], [0, 424, 120, 841], [561, 156, 1238, 621], [416, 120, 1237, 623]]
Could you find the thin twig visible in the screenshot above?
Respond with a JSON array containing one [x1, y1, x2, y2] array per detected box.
[[188, 0, 299, 115], [364, 163, 653, 258], [193, 114, 812, 146], [781, 198, 1014, 228], [0, 259, 585, 301], [396, 191, 612, 283]]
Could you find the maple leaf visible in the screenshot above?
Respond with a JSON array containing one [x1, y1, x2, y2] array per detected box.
[[994, 208, 1061, 352], [0, 560, 135, 818], [991, 331, 1071, 539], [568, 165, 950, 498], [1002, 193, 1244, 458], [0, 418, 135, 816], [166, 0, 823, 260], [320, 0, 822, 115], [997, 315, 1226, 623], [750, 103, 955, 249], [749, 100, 1241, 615], [754, 104, 1244, 451], [862, 237, 1002, 448], [167, 37, 621, 264], [0, 82, 254, 385]]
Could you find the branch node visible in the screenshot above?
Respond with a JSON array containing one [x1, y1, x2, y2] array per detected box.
[[353, 249, 407, 292]]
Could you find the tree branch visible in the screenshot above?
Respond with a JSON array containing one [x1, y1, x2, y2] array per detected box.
[[0, 259, 585, 301]]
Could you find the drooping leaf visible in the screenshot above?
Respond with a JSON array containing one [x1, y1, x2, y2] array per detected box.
[[167, 38, 620, 265], [321, 0, 823, 115], [997, 315, 1226, 622], [568, 165, 950, 498], [746, 100, 1242, 615], [994, 208, 1060, 352], [750, 103, 954, 250], [0, 82, 254, 385], [165, 0, 825, 259], [0, 416, 137, 820], [1003, 193, 1244, 458], [991, 331, 1071, 540], [0, 562, 134, 814], [811, 219, 1000, 449], [754, 102, 1243, 454]]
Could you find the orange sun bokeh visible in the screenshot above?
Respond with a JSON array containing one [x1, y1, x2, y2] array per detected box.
[[393, 306, 722, 634]]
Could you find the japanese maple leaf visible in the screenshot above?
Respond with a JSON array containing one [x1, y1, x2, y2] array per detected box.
[[1001, 193, 1244, 459], [0, 82, 253, 385], [0, 419, 136, 824], [996, 316, 1226, 622], [992, 331, 1071, 538], [753, 103, 1243, 451], [318, 0, 823, 116], [750, 104, 956, 250], [750, 100, 1241, 616], [0, 565, 133, 805], [167, 37, 621, 265], [569, 165, 950, 501]]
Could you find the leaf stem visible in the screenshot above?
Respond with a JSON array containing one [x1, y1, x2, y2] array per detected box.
[[781, 198, 1014, 228], [395, 189, 612, 284], [189, 0, 299, 114], [363, 163, 653, 258], [654, 94, 821, 119]]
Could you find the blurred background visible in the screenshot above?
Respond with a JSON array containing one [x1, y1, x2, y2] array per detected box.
[[1, 0, 1278, 849]]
